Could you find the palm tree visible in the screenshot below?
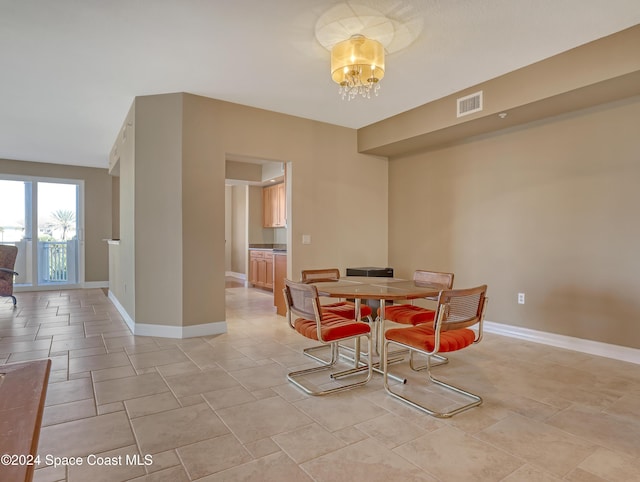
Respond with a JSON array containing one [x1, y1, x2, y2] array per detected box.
[[49, 209, 75, 241]]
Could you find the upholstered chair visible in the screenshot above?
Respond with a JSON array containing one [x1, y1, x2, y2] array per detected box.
[[283, 279, 373, 395], [301, 268, 375, 364], [383, 285, 488, 418], [301, 268, 373, 322], [379, 270, 454, 368], [0, 245, 19, 306], [380, 270, 454, 325]]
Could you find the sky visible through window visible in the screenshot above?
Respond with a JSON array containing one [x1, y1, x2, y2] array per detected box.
[[0, 180, 77, 242]]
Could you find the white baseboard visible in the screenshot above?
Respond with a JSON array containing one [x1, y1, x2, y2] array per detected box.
[[134, 320, 228, 338], [84, 281, 109, 289], [108, 291, 136, 334], [484, 320, 640, 365], [105, 290, 638, 362], [108, 290, 228, 339], [226, 271, 246, 280]]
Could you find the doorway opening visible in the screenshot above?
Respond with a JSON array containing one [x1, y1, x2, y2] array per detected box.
[[224, 156, 290, 313]]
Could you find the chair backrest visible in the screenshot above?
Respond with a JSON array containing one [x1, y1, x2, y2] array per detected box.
[[301, 268, 341, 284], [0, 245, 18, 296], [284, 279, 322, 321], [414, 270, 454, 289], [435, 285, 488, 332], [0, 245, 18, 271]]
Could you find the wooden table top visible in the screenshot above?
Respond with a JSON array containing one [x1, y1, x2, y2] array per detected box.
[[315, 276, 443, 301], [0, 359, 51, 482]]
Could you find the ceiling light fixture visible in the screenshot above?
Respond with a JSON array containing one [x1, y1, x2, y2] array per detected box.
[[331, 34, 385, 100]]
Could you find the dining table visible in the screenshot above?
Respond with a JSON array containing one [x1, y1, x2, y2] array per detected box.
[[313, 276, 444, 378], [0, 359, 51, 482]]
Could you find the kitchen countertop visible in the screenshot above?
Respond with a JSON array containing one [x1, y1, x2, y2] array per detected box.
[[249, 244, 287, 253]]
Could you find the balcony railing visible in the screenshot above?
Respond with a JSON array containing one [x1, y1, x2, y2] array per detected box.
[[41, 242, 67, 281], [1, 240, 77, 285], [38, 241, 77, 284]]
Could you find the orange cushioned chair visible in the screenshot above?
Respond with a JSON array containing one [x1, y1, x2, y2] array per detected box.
[[0, 245, 19, 306], [379, 270, 454, 368], [283, 279, 373, 396], [379, 270, 454, 326], [301, 268, 373, 322], [301, 268, 374, 364], [383, 285, 488, 418]]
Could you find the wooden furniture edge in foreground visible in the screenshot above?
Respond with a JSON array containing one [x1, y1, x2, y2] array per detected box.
[[0, 359, 52, 482]]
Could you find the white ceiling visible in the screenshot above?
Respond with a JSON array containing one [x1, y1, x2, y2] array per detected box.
[[1, 1, 639, 169]]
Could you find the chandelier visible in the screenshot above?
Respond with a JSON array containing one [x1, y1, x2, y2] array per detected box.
[[330, 34, 385, 101]]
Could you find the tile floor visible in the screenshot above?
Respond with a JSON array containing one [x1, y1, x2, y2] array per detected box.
[[1, 286, 639, 481]]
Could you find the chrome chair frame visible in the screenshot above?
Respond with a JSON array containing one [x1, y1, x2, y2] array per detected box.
[[284, 280, 373, 396], [383, 285, 488, 418]]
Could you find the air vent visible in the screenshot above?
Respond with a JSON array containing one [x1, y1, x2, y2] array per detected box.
[[457, 91, 483, 117]]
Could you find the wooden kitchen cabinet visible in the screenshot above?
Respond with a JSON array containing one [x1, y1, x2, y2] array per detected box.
[[273, 253, 287, 315], [249, 250, 273, 290], [262, 187, 273, 227], [262, 182, 286, 228], [249, 251, 261, 285], [265, 254, 274, 289], [275, 182, 285, 227]]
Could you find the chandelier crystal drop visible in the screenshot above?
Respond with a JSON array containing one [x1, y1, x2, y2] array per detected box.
[[331, 34, 385, 101]]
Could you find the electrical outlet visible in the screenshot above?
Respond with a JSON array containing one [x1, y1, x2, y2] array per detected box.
[[518, 292, 525, 304], [302, 234, 311, 245]]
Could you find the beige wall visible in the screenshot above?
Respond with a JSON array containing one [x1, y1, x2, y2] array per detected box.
[[111, 92, 388, 330], [110, 95, 185, 327], [176, 93, 388, 328], [224, 186, 232, 272], [231, 185, 248, 274], [388, 96, 640, 349], [114, 104, 136, 315], [135, 95, 184, 326], [0, 158, 112, 283], [225, 161, 261, 182], [111, 176, 120, 240], [360, 25, 640, 158], [198, 97, 388, 278]]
